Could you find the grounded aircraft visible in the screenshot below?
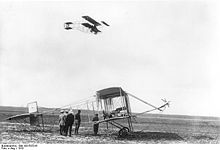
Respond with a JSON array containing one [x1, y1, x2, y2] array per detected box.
[[6, 101, 45, 130], [64, 16, 110, 34], [6, 87, 170, 137]]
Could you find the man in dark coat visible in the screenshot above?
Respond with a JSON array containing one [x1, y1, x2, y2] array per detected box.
[[92, 114, 99, 135], [74, 110, 81, 135], [65, 110, 75, 137]]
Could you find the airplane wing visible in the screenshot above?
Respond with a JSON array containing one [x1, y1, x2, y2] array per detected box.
[[6, 113, 30, 120], [81, 23, 93, 29], [82, 16, 101, 26]]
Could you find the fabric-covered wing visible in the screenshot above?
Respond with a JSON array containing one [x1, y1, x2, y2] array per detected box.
[[82, 16, 101, 26], [81, 23, 93, 29], [6, 113, 30, 120], [96, 87, 127, 99]]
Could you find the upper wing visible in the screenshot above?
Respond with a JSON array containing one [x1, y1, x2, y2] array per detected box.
[[6, 113, 30, 120], [82, 16, 101, 26]]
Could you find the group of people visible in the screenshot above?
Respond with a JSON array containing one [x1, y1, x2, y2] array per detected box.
[[59, 109, 81, 136], [59, 109, 99, 136]]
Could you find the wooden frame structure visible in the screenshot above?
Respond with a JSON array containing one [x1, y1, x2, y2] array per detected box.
[[6, 101, 44, 131], [96, 87, 133, 136]]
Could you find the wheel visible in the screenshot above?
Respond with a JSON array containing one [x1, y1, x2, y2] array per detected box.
[[118, 127, 129, 137]]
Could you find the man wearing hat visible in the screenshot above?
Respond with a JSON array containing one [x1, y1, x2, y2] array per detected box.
[[64, 110, 75, 137], [59, 110, 66, 135]]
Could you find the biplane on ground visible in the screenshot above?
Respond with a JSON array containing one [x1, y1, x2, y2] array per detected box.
[[64, 16, 109, 34], [93, 87, 170, 137], [6, 87, 170, 137]]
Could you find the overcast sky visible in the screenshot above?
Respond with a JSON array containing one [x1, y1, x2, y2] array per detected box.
[[0, 0, 220, 117]]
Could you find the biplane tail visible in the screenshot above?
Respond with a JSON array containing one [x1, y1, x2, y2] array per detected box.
[[127, 92, 170, 114]]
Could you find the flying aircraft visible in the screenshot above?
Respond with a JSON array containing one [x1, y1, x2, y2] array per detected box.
[[6, 87, 170, 137], [64, 16, 110, 34]]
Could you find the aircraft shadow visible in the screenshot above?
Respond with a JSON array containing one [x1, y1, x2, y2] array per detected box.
[[119, 131, 184, 141]]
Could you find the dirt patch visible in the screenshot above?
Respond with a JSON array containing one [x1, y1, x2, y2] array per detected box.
[[118, 132, 184, 141], [1, 115, 220, 144], [193, 135, 214, 140]]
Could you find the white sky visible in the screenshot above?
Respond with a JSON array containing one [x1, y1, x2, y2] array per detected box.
[[0, 0, 220, 117]]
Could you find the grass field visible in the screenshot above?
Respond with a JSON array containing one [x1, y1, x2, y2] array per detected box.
[[0, 106, 219, 144]]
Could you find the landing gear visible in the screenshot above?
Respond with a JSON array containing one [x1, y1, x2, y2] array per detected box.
[[118, 127, 129, 137]]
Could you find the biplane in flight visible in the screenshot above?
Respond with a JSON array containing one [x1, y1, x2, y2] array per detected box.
[[6, 87, 170, 137], [64, 16, 110, 34]]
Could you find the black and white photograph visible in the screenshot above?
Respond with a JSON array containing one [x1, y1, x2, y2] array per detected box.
[[0, 0, 220, 146]]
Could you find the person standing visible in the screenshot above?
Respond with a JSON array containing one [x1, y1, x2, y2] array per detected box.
[[74, 110, 81, 135], [63, 110, 69, 136], [65, 110, 75, 137], [59, 110, 66, 135], [92, 114, 99, 135]]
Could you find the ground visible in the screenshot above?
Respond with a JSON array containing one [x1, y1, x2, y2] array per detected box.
[[0, 114, 219, 144]]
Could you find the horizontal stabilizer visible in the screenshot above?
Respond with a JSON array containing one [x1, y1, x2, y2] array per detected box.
[[101, 21, 110, 26], [64, 22, 73, 30], [6, 113, 30, 120], [65, 22, 73, 24]]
